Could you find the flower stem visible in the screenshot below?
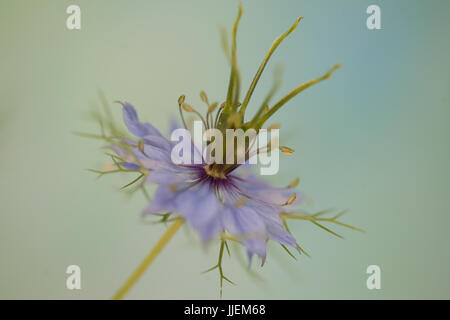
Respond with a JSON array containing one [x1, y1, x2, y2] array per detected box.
[[112, 219, 184, 300]]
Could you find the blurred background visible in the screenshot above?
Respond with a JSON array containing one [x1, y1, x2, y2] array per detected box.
[[1, 0, 449, 299]]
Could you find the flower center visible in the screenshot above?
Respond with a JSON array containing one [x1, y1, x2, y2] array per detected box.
[[204, 164, 226, 180]]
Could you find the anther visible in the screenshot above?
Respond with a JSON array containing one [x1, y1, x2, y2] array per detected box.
[[208, 102, 219, 114], [138, 140, 145, 153], [280, 146, 294, 155], [267, 123, 280, 130], [182, 103, 194, 112], [235, 197, 247, 207], [200, 91, 208, 104], [287, 177, 300, 188], [178, 94, 186, 105], [285, 193, 296, 205]]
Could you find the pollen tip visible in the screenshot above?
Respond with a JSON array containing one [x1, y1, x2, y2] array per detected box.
[[285, 193, 296, 206], [138, 139, 145, 153], [287, 177, 300, 188], [280, 146, 294, 155], [235, 197, 247, 207], [200, 91, 208, 103], [267, 123, 280, 131], [208, 102, 218, 113], [178, 94, 186, 105], [181, 103, 194, 112]]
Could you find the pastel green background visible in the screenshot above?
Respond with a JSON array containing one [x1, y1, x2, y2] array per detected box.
[[1, 0, 449, 299]]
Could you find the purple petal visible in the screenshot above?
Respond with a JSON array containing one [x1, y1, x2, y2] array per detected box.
[[222, 205, 268, 262], [143, 182, 222, 241], [119, 101, 164, 138], [229, 173, 302, 207], [121, 162, 141, 170]]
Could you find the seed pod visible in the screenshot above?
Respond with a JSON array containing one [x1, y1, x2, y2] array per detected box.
[[227, 113, 241, 127]]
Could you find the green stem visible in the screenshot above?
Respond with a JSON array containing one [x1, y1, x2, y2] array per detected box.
[[112, 219, 184, 300]]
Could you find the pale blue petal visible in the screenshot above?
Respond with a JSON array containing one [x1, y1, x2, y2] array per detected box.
[[120, 101, 163, 138]]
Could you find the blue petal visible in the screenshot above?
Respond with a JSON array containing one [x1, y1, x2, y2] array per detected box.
[[142, 135, 172, 151], [121, 162, 141, 170], [119, 101, 164, 138], [244, 239, 267, 266], [229, 173, 301, 207], [143, 182, 222, 241], [222, 205, 267, 263]]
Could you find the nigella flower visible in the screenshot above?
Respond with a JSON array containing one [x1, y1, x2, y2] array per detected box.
[[116, 101, 300, 261], [81, 4, 362, 299]]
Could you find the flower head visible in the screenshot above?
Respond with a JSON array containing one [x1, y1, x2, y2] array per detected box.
[[81, 4, 361, 298], [115, 101, 301, 265]]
